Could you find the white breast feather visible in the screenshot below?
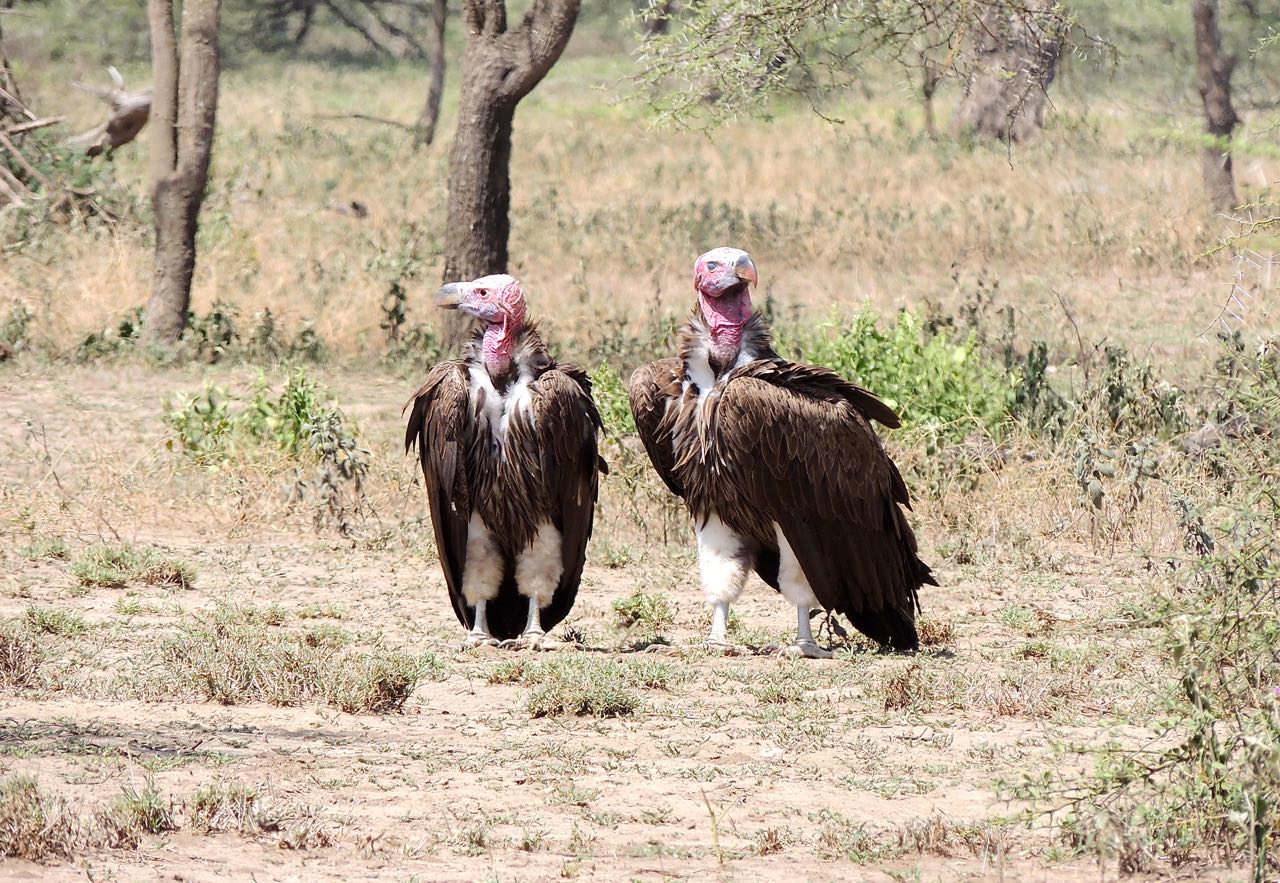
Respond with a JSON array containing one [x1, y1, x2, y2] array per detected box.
[[470, 362, 536, 452]]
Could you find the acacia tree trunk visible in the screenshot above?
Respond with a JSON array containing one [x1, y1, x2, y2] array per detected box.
[[144, 0, 222, 346], [441, 0, 579, 342], [413, 0, 448, 149], [1193, 0, 1239, 213], [920, 52, 942, 138], [954, 0, 1064, 142]]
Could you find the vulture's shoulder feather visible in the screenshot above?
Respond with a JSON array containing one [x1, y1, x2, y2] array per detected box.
[[716, 361, 908, 522], [512, 364, 606, 631], [403, 360, 472, 629], [628, 357, 685, 497]]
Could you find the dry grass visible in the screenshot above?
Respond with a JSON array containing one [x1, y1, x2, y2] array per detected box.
[[4, 52, 1271, 371]]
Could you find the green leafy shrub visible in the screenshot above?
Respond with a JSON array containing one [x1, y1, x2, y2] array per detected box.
[[778, 309, 1018, 443], [589, 363, 636, 438], [1019, 337, 1280, 880], [165, 371, 370, 533]]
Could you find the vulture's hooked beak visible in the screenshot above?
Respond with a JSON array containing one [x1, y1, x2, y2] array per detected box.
[[434, 282, 466, 309], [733, 253, 758, 287]]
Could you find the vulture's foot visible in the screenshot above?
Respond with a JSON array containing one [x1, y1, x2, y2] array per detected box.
[[775, 640, 834, 660], [499, 630, 546, 651], [703, 638, 750, 657], [460, 633, 501, 650]]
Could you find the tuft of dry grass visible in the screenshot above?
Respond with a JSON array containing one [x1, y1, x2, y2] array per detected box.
[[882, 659, 1086, 718], [0, 625, 45, 690], [916, 616, 956, 648], [0, 776, 79, 860], [508, 656, 689, 719], [70, 543, 196, 590], [135, 603, 439, 713]]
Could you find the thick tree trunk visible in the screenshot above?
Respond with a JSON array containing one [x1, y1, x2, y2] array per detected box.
[[1193, 0, 1239, 213], [954, 1, 1064, 142], [414, 0, 448, 149], [443, 74, 514, 281], [441, 0, 580, 345], [144, 0, 222, 346]]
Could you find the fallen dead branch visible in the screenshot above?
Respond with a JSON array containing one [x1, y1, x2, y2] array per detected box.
[[66, 66, 151, 157]]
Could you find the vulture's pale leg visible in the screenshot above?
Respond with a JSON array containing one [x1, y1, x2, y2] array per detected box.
[[502, 523, 564, 650], [461, 515, 501, 649], [697, 513, 749, 654], [462, 600, 500, 648], [772, 525, 833, 659]]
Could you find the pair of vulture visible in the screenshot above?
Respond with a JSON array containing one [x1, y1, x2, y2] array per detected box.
[[405, 248, 935, 657]]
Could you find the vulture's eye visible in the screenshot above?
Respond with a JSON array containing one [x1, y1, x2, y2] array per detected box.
[[706, 261, 720, 271], [477, 289, 490, 298]]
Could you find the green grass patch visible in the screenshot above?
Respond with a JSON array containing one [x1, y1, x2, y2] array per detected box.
[[70, 544, 195, 590], [138, 604, 440, 713], [490, 656, 689, 719], [22, 606, 88, 637]]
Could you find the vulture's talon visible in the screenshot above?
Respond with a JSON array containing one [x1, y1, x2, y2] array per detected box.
[[704, 639, 749, 657], [460, 634, 500, 651], [779, 640, 834, 660]]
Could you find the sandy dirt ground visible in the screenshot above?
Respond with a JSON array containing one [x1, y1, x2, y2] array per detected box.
[[0, 362, 1237, 882]]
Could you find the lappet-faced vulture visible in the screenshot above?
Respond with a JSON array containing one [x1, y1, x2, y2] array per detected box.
[[406, 275, 605, 648], [629, 248, 935, 657]]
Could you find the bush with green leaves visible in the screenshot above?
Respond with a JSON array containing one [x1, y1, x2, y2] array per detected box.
[[165, 370, 370, 534], [589, 363, 636, 438], [777, 309, 1018, 444], [1015, 336, 1280, 880]]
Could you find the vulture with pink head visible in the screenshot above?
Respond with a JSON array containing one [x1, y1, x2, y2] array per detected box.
[[405, 275, 605, 648], [630, 248, 934, 656]]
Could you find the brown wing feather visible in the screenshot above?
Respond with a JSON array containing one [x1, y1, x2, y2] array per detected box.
[[514, 364, 603, 633], [628, 358, 684, 496], [716, 363, 932, 650], [404, 361, 474, 630]]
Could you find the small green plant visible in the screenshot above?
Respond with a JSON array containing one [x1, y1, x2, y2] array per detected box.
[[97, 780, 176, 849], [23, 606, 88, 636], [588, 363, 636, 437], [612, 590, 675, 637], [71, 544, 194, 590], [0, 776, 78, 859], [18, 536, 69, 561], [189, 782, 271, 834]]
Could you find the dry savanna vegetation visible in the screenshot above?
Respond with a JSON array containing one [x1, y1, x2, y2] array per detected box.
[[1, 2, 1279, 881]]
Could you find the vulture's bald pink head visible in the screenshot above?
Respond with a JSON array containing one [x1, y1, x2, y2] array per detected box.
[[694, 247, 757, 363], [435, 273, 528, 374]]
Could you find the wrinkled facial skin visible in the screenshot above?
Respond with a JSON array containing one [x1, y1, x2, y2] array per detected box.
[[694, 246, 757, 301], [693, 247, 757, 335], [434, 274, 527, 328]]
